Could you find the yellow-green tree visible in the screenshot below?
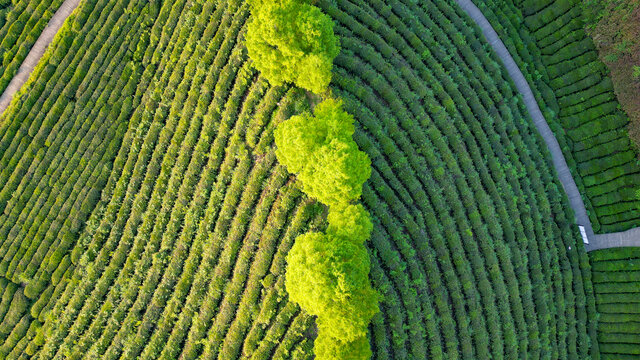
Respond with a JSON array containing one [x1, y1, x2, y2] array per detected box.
[[327, 204, 373, 244], [276, 98, 378, 359], [246, 0, 340, 94], [314, 330, 372, 360], [285, 232, 379, 355], [274, 99, 370, 207]]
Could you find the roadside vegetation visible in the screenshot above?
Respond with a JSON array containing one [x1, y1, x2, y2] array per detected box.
[[0, 0, 63, 94], [584, 0, 640, 150]]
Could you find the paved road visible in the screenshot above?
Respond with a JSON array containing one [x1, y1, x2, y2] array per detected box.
[[454, 0, 640, 251], [0, 0, 82, 115], [591, 227, 640, 251]]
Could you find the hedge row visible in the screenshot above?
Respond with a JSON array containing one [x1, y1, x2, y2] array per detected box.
[[24, 0, 320, 358], [0, 276, 38, 358], [0, 0, 64, 94], [589, 247, 640, 359], [0, 0, 156, 301]]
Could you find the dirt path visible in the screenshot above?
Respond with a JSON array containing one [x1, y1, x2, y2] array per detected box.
[[454, 0, 640, 251], [0, 0, 82, 114]]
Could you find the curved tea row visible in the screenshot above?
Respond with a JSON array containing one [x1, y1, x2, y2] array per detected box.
[[474, 0, 640, 233]]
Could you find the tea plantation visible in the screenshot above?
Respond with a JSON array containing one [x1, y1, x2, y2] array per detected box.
[[478, 0, 640, 233], [590, 247, 640, 360], [0, 0, 64, 94], [0, 0, 637, 359]]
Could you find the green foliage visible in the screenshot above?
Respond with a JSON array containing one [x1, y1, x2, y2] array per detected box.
[[276, 97, 376, 358], [275, 99, 371, 207], [327, 204, 372, 244], [246, 0, 340, 94], [314, 332, 372, 360], [0, 0, 602, 358], [285, 232, 379, 342], [302, 140, 371, 207], [590, 248, 640, 358], [0, 0, 63, 95], [274, 98, 355, 173], [478, 0, 640, 232]]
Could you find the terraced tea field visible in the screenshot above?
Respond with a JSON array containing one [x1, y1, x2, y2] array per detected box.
[[0, 0, 637, 359], [0, 0, 64, 95], [590, 248, 640, 360], [478, 0, 640, 233]]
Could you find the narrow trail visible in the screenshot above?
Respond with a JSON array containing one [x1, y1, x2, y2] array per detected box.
[[454, 0, 640, 251], [0, 0, 82, 115]]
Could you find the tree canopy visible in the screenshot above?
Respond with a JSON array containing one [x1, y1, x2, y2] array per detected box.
[[327, 204, 373, 244], [252, 5, 377, 357], [246, 0, 340, 94], [314, 332, 372, 360], [274, 99, 370, 207], [285, 232, 379, 343]]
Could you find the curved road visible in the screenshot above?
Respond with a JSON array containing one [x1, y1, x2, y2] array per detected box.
[[0, 0, 82, 114], [454, 0, 640, 251]]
